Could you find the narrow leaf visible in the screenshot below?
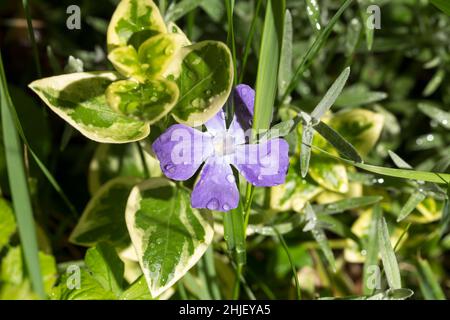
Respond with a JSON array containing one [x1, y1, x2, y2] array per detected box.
[[314, 121, 362, 163], [300, 123, 314, 177], [311, 67, 350, 120], [363, 204, 381, 295], [397, 191, 426, 222], [378, 216, 402, 289], [278, 10, 293, 100], [416, 258, 445, 300]]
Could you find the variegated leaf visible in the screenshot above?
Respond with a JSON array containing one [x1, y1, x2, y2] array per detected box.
[[167, 41, 233, 126], [107, 0, 167, 51], [70, 177, 141, 247], [126, 178, 214, 298], [106, 78, 179, 123], [29, 72, 150, 143]]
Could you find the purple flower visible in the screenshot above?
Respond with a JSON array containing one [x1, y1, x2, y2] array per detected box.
[[152, 84, 290, 212]]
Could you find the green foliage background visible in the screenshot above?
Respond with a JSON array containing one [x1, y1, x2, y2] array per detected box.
[[0, 0, 449, 300]]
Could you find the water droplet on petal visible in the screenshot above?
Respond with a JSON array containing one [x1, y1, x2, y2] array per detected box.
[[226, 174, 235, 183], [164, 164, 176, 173], [206, 198, 219, 210], [222, 204, 230, 211]]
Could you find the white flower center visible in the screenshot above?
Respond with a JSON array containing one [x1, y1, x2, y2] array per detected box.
[[213, 133, 236, 157]]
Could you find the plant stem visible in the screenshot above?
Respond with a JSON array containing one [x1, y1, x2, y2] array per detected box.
[[136, 142, 150, 178], [239, 0, 263, 84], [22, 0, 42, 78]]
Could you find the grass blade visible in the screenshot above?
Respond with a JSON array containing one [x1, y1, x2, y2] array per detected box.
[[316, 196, 383, 215], [418, 103, 450, 129], [306, 0, 321, 32], [300, 123, 314, 177], [311, 67, 350, 120], [304, 203, 336, 272], [431, 0, 450, 16], [363, 203, 381, 295], [378, 216, 402, 290], [253, 0, 286, 135], [22, 0, 42, 77], [397, 191, 426, 222], [388, 150, 412, 169], [225, 0, 237, 86], [281, 0, 354, 102], [0, 52, 44, 297], [314, 146, 450, 184], [274, 228, 301, 300], [314, 121, 362, 163], [278, 10, 293, 101], [416, 258, 446, 300], [238, 0, 263, 83]]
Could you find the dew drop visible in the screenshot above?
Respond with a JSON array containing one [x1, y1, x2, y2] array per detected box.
[[164, 164, 176, 173], [206, 198, 219, 210], [226, 174, 235, 183], [222, 204, 230, 211]]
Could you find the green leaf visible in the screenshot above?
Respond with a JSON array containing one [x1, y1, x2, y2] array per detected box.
[[119, 276, 152, 300], [300, 122, 314, 178], [281, 0, 353, 101], [126, 178, 214, 297], [314, 121, 362, 163], [309, 155, 349, 193], [278, 10, 293, 101], [107, 0, 167, 50], [431, 0, 450, 16], [345, 18, 362, 57], [70, 177, 140, 247], [253, 0, 286, 134], [304, 203, 336, 272], [138, 33, 185, 79], [418, 103, 450, 129], [261, 119, 296, 141], [315, 146, 450, 185], [306, 0, 321, 32], [84, 244, 124, 296], [1, 53, 44, 297], [423, 68, 445, 97], [358, 1, 374, 50], [107, 45, 142, 80], [388, 150, 412, 169], [52, 269, 117, 300], [315, 196, 383, 215], [106, 78, 179, 123], [416, 257, 446, 300], [366, 288, 414, 300], [397, 191, 426, 222], [363, 204, 381, 295], [0, 198, 16, 251], [29, 72, 150, 143], [170, 41, 233, 126], [165, 0, 207, 22], [328, 108, 384, 156], [335, 84, 387, 109], [1, 246, 57, 296], [378, 216, 402, 290]]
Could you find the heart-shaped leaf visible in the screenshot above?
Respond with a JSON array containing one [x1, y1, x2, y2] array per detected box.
[[29, 72, 150, 143], [126, 178, 214, 298]]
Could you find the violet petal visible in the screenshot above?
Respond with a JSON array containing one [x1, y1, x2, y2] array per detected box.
[[152, 124, 213, 181], [191, 157, 239, 212], [232, 138, 290, 187]]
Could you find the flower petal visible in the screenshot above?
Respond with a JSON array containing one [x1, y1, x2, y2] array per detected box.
[[191, 157, 239, 212], [205, 109, 226, 135], [152, 124, 213, 181], [232, 138, 289, 187], [234, 84, 255, 130]]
